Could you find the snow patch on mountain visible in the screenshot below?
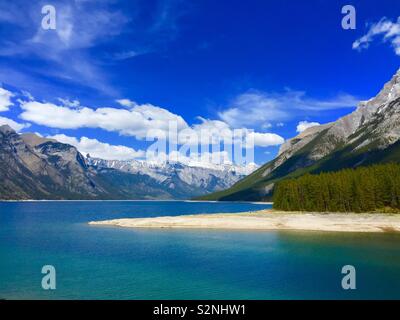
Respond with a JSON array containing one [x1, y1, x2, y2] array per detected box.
[[87, 156, 258, 192]]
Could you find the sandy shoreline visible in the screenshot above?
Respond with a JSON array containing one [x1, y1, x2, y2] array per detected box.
[[89, 209, 400, 233]]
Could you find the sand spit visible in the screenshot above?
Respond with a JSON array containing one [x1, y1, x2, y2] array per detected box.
[[89, 210, 400, 233]]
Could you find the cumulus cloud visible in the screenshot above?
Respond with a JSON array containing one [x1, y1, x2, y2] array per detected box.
[[0, 87, 14, 112], [19, 99, 285, 149], [49, 134, 145, 161], [0, 116, 30, 132], [247, 131, 285, 147], [353, 17, 400, 55], [219, 90, 358, 128], [176, 117, 284, 148], [188, 118, 232, 144], [19, 100, 188, 139], [296, 121, 321, 133]]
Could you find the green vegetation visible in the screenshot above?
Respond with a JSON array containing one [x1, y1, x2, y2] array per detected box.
[[198, 135, 400, 202], [273, 163, 400, 213]]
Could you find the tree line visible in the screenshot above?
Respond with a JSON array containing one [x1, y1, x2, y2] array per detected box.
[[273, 163, 400, 212]]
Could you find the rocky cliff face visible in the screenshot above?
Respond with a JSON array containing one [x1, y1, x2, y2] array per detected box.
[[0, 125, 103, 199], [201, 69, 400, 201], [0, 126, 255, 200], [88, 157, 256, 194], [275, 69, 400, 171]]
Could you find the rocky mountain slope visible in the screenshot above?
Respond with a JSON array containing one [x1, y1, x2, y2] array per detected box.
[[88, 157, 256, 195], [201, 69, 400, 201], [0, 125, 105, 199], [0, 126, 254, 200]]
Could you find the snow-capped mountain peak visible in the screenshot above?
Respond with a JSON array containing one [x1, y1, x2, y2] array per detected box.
[[87, 156, 258, 194]]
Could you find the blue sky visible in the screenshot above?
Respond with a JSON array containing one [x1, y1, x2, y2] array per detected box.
[[0, 0, 400, 165]]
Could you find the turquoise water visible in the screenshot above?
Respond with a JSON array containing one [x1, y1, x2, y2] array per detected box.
[[1, 201, 400, 300]]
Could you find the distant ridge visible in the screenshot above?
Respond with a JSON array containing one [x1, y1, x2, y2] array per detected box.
[[200, 69, 400, 201], [0, 126, 254, 200]]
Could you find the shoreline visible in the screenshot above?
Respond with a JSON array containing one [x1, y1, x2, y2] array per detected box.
[[89, 209, 400, 233], [0, 199, 272, 204]]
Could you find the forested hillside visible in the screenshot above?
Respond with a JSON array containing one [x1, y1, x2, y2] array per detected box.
[[273, 163, 400, 213], [200, 69, 400, 202]]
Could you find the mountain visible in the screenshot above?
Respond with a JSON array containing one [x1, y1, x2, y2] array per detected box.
[[0, 126, 255, 200], [88, 157, 256, 197], [200, 69, 400, 201], [0, 125, 106, 199]]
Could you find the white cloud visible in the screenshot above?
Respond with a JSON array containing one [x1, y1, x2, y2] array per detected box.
[[0, 116, 30, 132], [0, 87, 14, 112], [296, 121, 321, 133], [247, 131, 285, 147], [261, 123, 272, 129], [178, 117, 284, 148], [116, 99, 137, 108], [146, 150, 257, 173], [219, 92, 288, 128], [18, 95, 285, 163], [353, 17, 400, 55], [31, 4, 129, 51], [49, 134, 145, 161], [0, 1, 186, 95], [189, 118, 232, 144], [19, 99, 285, 148], [58, 98, 81, 108], [219, 90, 358, 128], [19, 100, 189, 139], [0, 1, 130, 95]]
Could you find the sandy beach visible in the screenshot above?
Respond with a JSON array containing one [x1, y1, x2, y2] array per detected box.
[[89, 209, 400, 233]]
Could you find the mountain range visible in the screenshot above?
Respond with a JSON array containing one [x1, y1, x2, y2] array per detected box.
[[200, 69, 400, 201], [0, 127, 255, 200], [3, 69, 400, 201]]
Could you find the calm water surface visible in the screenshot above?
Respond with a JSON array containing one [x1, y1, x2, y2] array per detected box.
[[0, 201, 399, 299]]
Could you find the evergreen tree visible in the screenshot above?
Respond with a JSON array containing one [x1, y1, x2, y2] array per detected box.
[[273, 163, 400, 213]]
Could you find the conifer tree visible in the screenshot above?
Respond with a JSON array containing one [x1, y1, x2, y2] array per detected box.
[[273, 163, 400, 213]]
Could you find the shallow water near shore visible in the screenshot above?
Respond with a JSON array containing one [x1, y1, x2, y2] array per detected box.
[[1, 201, 400, 299]]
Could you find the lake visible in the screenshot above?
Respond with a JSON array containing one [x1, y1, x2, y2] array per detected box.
[[1, 201, 400, 299]]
